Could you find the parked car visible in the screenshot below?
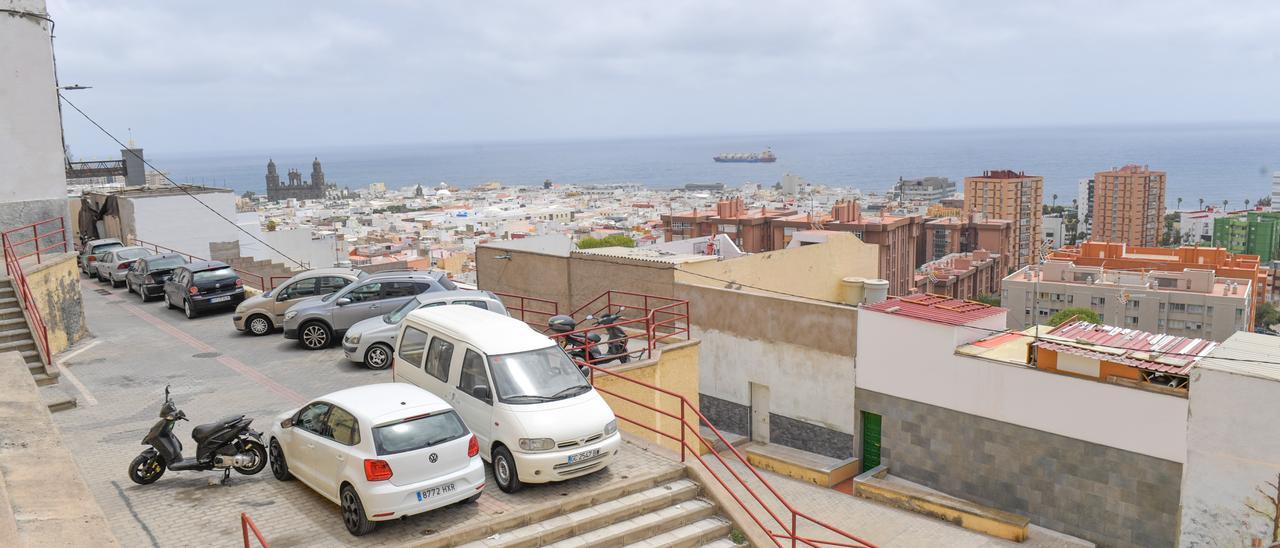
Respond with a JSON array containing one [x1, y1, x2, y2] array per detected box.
[[162, 261, 246, 319], [343, 290, 508, 369], [283, 271, 457, 350], [124, 253, 188, 301], [266, 383, 484, 536], [92, 246, 153, 287], [393, 305, 620, 493], [233, 267, 366, 336], [78, 238, 123, 275]]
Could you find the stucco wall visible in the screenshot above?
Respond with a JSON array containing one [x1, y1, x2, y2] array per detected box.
[[20, 252, 85, 355], [676, 232, 879, 302], [678, 282, 859, 459], [476, 247, 572, 314], [568, 254, 677, 312], [857, 388, 1181, 547], [1180, 365, 1280, 546], [126, 193, 240, 258], [594, 339, 700, 455]]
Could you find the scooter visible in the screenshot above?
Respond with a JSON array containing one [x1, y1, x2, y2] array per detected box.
[[548, 308, 631, 374], [591, 307, 631, 365], [127, 385, 267, 485]]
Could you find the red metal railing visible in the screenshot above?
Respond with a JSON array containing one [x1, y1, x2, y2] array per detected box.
[[584, 361, 875, 548], [569, 290, 690, 345], [133, 239, 273, 291], [490, 291, 559, 326], [1, 218, 67, 366], [241, 512, 270, 548], [549, 290, 690, 364]]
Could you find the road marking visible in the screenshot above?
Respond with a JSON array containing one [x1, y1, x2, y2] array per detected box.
[[118, 301, 307, 405], [57, 339, 101, 364], [54, 340, 102, 406]]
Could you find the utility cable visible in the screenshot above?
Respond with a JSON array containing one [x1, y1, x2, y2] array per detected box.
[[59, 94, 307, 268]]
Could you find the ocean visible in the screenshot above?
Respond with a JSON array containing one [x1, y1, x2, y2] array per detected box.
[[152, 124, 1280, 209]]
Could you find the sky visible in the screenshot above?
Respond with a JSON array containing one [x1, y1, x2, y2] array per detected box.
[[49, 0, 1280, 157]]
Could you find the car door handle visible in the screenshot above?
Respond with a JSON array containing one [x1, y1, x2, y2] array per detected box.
[[335, 454, 344, 461], [305, 443, 315, 449], [369, 304, 379, 309]]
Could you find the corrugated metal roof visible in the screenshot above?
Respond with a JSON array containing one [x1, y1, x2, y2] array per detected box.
[[1033, 320, 1216, 376], [1196, 331, 1280, 381], [862, 294, 1006, 326]]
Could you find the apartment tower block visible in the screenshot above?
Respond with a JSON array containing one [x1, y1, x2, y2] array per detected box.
[[963, 170, 1043, 269], [1091, 165, 1166, 247]]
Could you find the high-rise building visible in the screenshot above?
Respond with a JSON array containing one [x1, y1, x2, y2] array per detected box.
[[1273, 171, 1280, 212], [962, 170, 1043, 269], [1090, 165, 1165, 247], [1212, 210, 1280, 262]]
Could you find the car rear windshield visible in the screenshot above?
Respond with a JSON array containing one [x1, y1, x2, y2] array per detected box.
[[436, 276, 457, 291], [372, 410, 469, 456], [147, 256, 186, 269], [193, 267, 237, 283], [91, 242, 123, 253], [117, 248, 150, 260]]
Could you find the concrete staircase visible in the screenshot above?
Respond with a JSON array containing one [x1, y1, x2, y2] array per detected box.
[[459, 469, 741, 548], [0, 279, 75, 412]]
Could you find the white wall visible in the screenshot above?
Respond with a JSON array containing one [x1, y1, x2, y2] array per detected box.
[[129, 192, 241, 258], [856, 311, 1188, 463], [0, 0, 65, 205], [1180, 366, 1280, 545], [257, 228, 345, 269]]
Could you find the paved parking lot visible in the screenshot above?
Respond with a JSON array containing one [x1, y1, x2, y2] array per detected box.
[[53, 279, 679, 547]]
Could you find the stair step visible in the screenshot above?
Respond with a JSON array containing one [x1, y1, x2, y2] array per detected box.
[[20, 349, 41, 363], [0, 338, 35, 352], [41, 385, 77, 413], [0, 327, 32, 340], [628, 518, 733, 548], [0, 297, 18, 308], [544, 498, 718, 548], [464, 479, 702, 548], [33, 372, 58, 387], [699, 538, 743, 548], [27, 360, 43, 373], [0, 317, 29, 328]]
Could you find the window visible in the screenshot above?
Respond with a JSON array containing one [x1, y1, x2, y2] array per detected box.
[[1186, 304, 1204, 314], [372, 411, 469, 456], [458, 349, 491, 402], [1126, 316, 1139, 325], [318, 276, 351, 293], [451, 300, 490, 310], [1091, 296, 1106, 306], [147, 256, 186, 270], [1169, 319, 1186, 329], [382, 281, 422, 298], [326, 406, 360, 446], [296, 402, 331, 436], [347, 282, 382, 302], [425, 337, 455, 382], [194, 267, 237, 283], [117, 248, 150, 260], [398, 327, 429, 367], [281, 278, 318, 300], [1170, 303, 1187, 312]]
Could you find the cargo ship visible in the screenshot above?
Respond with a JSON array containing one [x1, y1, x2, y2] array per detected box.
[[713, 148, 776, 163]]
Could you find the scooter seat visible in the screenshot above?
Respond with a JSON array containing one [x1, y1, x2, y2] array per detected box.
[[191, 415, 245, 443]]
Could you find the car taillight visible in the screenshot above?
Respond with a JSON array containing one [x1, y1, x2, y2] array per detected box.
[[467, 434, 479, 457], [118, 261, 134, 270], [364, 459, 393, 481], [86, 256, 97, 263], [235, 279, 243, 287], [188, 286, 199, 295]]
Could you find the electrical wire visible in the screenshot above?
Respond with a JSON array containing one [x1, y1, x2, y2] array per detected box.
[[676, 268, 1280, 367], [58, 94, 306, 268]]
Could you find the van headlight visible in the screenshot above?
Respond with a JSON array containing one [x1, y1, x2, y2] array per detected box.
[[603, 419, 618, 436], [518, 438, 556, 452], [284, 311, 298, 321]]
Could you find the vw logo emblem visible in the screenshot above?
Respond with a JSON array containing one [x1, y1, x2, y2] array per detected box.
[[428, 453, 438, 463]]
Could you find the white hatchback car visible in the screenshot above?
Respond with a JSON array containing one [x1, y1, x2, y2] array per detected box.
[[267, 383, 485, 536]]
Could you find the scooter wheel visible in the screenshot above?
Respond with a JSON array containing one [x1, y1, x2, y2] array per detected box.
[[128, 453, 166, 485], [235, 439, 269, 475]]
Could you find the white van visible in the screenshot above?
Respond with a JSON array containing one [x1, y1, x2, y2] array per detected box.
[[392, 305, 621, 493]]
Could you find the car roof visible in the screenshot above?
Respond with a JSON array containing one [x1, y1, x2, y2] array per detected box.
[[281, 267, 363, 284], [109, 246, 148, 253], [182, 260, 231, 271], [414, 289, 499, 304], [86, 238, 122, 246], [405, 304, 554, 355], [365, 269, 444, 280], [316, 383, 452, 425], [142, 253, 184, 262]]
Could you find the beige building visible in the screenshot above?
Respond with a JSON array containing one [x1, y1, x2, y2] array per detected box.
[[1092, 165, 1166, 247], [963, 170, 1043, 269], [1001, 260, 1252, 342]]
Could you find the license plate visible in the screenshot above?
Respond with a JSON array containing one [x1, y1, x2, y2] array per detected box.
[[416, 482, 456, 501], [567, 448, 600, 464], [210, 296, 230, 303]]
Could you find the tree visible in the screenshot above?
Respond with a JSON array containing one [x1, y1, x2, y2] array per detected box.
[[577, 234, 636, 249], [1224, 199, 1230, 211], [1246, 199, 1252, 210], [1256, 302, 1280, 330], [1244, 473, 1280, 545], [1052, 193, 1058, 208], [973, 293, 1001, 306], [1177, 197, 1183, 211], [1199, 197, 1205, 211], [265, 219, 278, 232], [1048, 307, 1101, 326]]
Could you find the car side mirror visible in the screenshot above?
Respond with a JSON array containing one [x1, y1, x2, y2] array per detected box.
[[337, 297, 352, 306], [280, 417, 294, 429], [275, 292, 289, 302], [472, 385, 492, 402]]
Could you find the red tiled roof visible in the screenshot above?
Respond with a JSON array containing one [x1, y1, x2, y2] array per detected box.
[[1034, 320, 1217, 375], [862, 294, 1006, 326]]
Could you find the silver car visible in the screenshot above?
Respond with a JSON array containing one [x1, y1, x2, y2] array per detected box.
[[342, 290, 508, 369], [282, 270, 458, 350], [93, 246, 153, 287]]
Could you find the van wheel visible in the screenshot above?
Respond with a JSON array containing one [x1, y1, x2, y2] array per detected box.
[[300, 322, 331, 350], [492, 446, 523, 493], [364, 343, 392, 370], [247, 315, 272, 336]]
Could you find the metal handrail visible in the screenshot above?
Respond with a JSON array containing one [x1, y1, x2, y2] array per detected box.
[[132, 239, 271, 291], [489, 291, 559, 326], [240, 512, 270, 548], [1, 218, 66, 366], [583, 360, 875, 548]]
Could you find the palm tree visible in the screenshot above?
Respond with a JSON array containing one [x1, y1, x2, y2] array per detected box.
[[1177, 197, 1183, 211], [1224, 199, 1229, 211], [1246, 199, 1252, 210], [1052, 194, 1058, 208], [1199, 198, 1205, 211]]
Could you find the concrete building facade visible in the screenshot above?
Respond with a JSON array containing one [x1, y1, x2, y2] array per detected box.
[[894, 176, 955, 202], [913, 250, 1004, 301], [1090, 165, 1166, 247], [963, 170, 1043, 269], [1213, 210, 1280, 262]]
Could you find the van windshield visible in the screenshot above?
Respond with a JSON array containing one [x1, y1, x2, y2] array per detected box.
[[488, 346, 591, 405]]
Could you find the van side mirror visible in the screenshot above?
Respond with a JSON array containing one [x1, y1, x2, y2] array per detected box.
[[471, 386, 492, 402], [337, 297, 352, 306]]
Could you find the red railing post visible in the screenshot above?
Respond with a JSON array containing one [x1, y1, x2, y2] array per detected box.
[[792, 513, 798, 548], [31, 226, 39, 265], [680, 402, 686, 463]]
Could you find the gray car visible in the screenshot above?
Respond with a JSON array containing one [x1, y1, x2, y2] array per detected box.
[[282, 270, 458, 350], [79, 238, 123, 275], [341, 290, 508, 369]]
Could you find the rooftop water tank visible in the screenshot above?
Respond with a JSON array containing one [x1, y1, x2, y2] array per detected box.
[[840, 277, 866, 305], [863, 279, 890, 305]]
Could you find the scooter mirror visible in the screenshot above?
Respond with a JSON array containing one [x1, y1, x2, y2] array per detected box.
[[164, 384, 170, 401]]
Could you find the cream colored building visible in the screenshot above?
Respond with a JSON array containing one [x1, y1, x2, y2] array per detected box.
[[1092, 165, 1166, 247], [963, 170, 1043, 269], [1001, 260, 1252, 342]]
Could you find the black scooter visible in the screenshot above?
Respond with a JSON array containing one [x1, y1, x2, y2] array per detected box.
[[548, 308, 631, 374], [127, 386, 267, 485]]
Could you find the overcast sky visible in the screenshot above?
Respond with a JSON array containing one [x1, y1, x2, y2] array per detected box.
[[49, 0, 1280, 157]]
